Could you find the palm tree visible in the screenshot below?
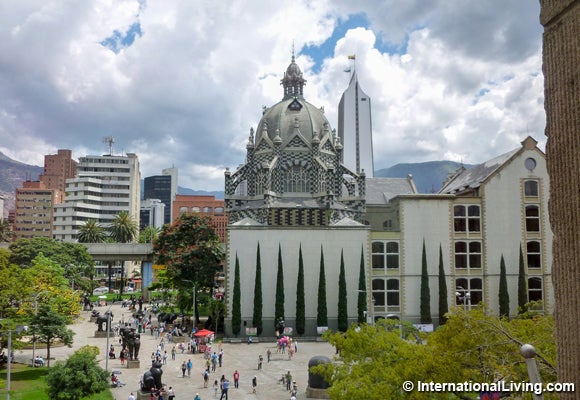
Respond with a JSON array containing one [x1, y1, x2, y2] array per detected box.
[[139, 225, 161, 244], [108, 211, 138, 298], [109, 211, 138, 243], [77, 219, 107, 243]]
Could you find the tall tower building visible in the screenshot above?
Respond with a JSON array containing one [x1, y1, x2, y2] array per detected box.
[[53, 153, 141, 241], [143, 167, 177, 225], [338, 72, 374, 177], [39, 149, 77, 197]]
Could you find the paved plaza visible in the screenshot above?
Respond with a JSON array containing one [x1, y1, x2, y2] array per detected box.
[[12, 302, 336, 400]]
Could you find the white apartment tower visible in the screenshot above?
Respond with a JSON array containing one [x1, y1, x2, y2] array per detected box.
[[338, 72, 374, 177], [53, 153, 141, 241]]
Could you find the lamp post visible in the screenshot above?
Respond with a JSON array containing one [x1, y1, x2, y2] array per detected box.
[[386, 314, 403, 339], [455, 286, 471, 311], [3, 324, 26, 400], [520, 344, 543, 400], [357, 290, 374, 325]]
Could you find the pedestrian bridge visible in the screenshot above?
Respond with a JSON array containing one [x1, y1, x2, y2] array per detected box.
[[82, 243, 154, 262], [0, 242, 154, 262]]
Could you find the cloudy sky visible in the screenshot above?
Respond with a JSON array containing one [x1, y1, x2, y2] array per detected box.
[[0, 0, 545, 191]]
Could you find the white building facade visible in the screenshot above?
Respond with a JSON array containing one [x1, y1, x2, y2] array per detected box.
[[338, 72, 374, 178], [53, 153, 141, 241]]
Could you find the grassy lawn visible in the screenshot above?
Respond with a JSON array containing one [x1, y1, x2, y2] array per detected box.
[[0, 363, 114, 400]]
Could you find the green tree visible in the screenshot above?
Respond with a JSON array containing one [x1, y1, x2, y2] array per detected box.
[[231, 254, 242, 336], [0, 219, 14, 242], [8, 237, 94, 271], [357, 246, 366, 324], [0, 249, 30, 319], [252, 242, 263, 335], [517, 243, 527, 314], [275, 243, 285, 328], [46, 346, 109, 400], [154, 214, 224, 320], [29, 304, 75, 367], [499, 254, 510, 318], [420, 239, 432, 324], [295, 244, 305, 335], [77, 219, 107, 243], [317, 246, 328, 328], [337, 250, 348, 332], [108, 210, 138, 243], [437, 244, 448, 325], [139, 225, 161, 243], [207, 298, 226, 333]]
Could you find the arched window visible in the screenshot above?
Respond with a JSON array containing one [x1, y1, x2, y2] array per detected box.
[[371, 241, 399, 270], [524, 180, 539, 197], [191, 207, 200, 213], [284, 166, 309, 193], [455, 278, 483, 308], [526, 241, 542, 269], [454, 205, 481, 233], [528, 277, 542, 302], [179, 206, 188, 214]]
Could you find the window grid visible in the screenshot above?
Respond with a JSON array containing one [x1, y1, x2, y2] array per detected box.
[[371, 240, 400, 270], [453, 205, 481, 234], [454, 241, 482, 270]]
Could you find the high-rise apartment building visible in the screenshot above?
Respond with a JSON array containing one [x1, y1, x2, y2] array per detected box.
[[14, 181, 61, 239], [39, 149, 77, 197], [338, 72, 374, 177], [53, 153, 141, 241]]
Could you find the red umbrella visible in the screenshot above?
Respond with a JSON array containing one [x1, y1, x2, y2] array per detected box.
[[194, 329, 214, 337]]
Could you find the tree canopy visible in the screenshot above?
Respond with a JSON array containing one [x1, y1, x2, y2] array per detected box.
[[315, 306, 556, 399], [154, 214, 224, 301], [46, 346, 109, 400]]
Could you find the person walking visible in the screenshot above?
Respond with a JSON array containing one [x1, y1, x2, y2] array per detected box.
[[219, 378, 229, 400], [257, 354, 263, 370], [213, 379, 219, 397], [128, 393, 136, 400], [252, 376, 257, 393], [187, 359, 193, 377], [233, 370, 239, 388], [181, 361, 187, 378], [171, 346, 176, 360], [218, 349, 223, 367], [266, 348, 271, 363], [203, 369, 210, 387], [167, 386, 175, 400], [285, 371, 292, 391], [194, 393, 201, 400]]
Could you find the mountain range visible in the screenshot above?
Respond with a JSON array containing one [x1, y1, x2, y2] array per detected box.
[[0, 151, 469, 212]]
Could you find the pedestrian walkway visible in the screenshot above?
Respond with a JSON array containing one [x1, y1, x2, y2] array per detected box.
[[12, 302, 335, 399]]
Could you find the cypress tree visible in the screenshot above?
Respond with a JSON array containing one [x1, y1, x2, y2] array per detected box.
[[437, 244, 448, 325], [252, 242, 263, 335], [295, 244, 305, 335], [275, 243, 285, 327], [231, 254, 242, 335], [338, 250, 348, 332], [517, 243, 528, 314], [357, 246, 367, 324], [317, 246, 328, 327], [499, 254, 510, 318], [420, 239, 432, 324]]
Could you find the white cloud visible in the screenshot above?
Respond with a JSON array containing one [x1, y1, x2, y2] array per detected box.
[[0, 0, 544, 191]]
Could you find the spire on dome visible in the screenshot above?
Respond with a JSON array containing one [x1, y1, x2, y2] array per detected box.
[[281, 48, 306, 100]]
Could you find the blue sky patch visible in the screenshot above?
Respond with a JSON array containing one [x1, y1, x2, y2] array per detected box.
[[101, 22, 142, 54]]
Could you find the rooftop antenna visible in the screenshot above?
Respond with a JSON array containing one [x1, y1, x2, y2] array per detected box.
[[102, 136, 115, 156]]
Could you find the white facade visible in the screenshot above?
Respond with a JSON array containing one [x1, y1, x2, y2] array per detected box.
[[53, 153, 141, 241], [367, 137, 553, 324], [226, 225, 369, 336], [141, 198, 166, 229], [338, 72, 374, 177]]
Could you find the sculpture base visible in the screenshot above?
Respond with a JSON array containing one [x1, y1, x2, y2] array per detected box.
[[137, 390, 153, 400], [172, 335, 188, 343], [306, 387, 330, 399], [89, 316, 98, 322], [127, 359, 140, 369], [94, 331, 108, 338]]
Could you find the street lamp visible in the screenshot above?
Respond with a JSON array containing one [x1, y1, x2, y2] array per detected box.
[[455, 286, 471, 310], [386, 314, 403, 339], [2, 323, 26, 400]]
